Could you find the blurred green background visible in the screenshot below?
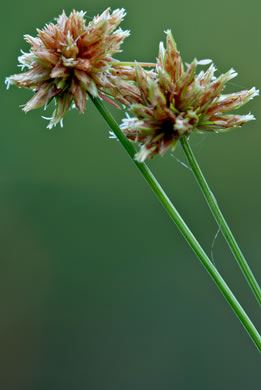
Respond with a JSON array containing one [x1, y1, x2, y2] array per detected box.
[[1, 0, 261, 388]]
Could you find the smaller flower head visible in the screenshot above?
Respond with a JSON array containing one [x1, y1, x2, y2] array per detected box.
[[121, 30, 258, 161], [6, 9, 137, 128]]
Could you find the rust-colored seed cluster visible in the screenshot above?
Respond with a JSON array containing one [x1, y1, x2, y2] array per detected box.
[[6, 10, 258, 159], [6, 9, 140, 128], [121, 30, 258, 161]]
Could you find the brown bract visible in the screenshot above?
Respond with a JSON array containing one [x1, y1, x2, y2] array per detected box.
[[121, 30, 259, 162], [6, 9, 141, 128]]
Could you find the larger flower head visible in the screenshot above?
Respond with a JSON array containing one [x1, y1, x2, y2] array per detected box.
[[121, 30, 258, 161], [6, 9, 139, 128]]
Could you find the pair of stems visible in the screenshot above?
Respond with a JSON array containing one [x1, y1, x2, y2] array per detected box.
[[180, 138, 261, 305], [90, 94, 261, 352]]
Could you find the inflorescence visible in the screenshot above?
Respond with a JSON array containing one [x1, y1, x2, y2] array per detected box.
[[6, 10, 258, 159]]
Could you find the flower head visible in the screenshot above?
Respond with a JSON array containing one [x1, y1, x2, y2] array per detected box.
[[121, 30, 258, 161], [6, 9, 139, 128]]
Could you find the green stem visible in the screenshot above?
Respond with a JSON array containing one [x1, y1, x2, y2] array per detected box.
[[180, 137, 261, 306], [90, 94, 261, 352], [110, 62, 156, 67]]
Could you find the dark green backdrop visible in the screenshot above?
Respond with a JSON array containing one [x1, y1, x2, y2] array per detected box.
[[1, 0, 260, 388]]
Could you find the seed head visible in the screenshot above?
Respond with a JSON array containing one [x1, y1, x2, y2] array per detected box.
[[121, 30, 259, 161], [6, 9, 138, 128]]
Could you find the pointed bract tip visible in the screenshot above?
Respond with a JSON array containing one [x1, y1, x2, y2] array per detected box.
[[196, 59, 213, 66], [164, 29, 172, 35], [243, 113, 256, 121], [250, 87, 259, 98], [5, 77, 12, 89]]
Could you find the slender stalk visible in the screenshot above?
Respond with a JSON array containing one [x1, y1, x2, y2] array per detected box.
[[180, 137, 261, 305], [90, 94, 261, 352], [110, 62, 156, 67]]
